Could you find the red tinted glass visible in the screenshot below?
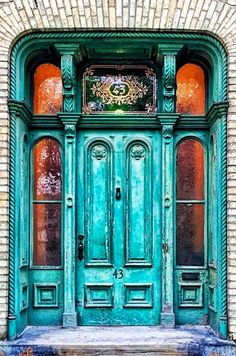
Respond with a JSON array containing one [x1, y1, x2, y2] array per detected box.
[[34, 138, 62, 200], [176, 63, 205, 115], [33, 138, 62, 266], [176, 139, 204, 200], [34, 64, 62, 114], [176, 204, 204, 266], [176, 138, 205, 266]]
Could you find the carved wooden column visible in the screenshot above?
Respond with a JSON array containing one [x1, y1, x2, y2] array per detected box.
[[57, 45, 79, 327], [159, 44, 181, 327]]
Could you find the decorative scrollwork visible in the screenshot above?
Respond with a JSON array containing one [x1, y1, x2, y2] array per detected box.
[[145, 103, 156, 114], [61, 54, 75, 89], [92, 145, 107, 160], [91, 75, 148, 106], [61, 54, 75, 112], [130, 145, 146, 160], [84, 67, 94, 77], [82, 104, 93, 114], [163, 55, 176, 113], [145, 68, 155, 77]]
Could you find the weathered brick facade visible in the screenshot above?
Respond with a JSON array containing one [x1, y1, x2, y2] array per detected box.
[[1, 0, 236, 340]]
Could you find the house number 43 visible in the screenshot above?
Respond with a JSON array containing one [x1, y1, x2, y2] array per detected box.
[[113, 269, 124, 279]]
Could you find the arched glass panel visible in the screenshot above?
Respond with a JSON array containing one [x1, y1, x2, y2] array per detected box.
[[176, 139, 204, 266], [33, 138, 62, 266], [34, 64, 62, 114], [176, 63, 205, 115]]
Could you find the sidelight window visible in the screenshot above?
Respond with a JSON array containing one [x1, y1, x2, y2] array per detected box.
[[176, 138, 205, 266], [33, 138, 62, 266]]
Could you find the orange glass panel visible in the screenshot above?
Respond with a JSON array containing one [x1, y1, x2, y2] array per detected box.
[[176, 139, 204, 200], [34, 64, 62, 114], [176, 63, 205, 115], [34, 138, 62, 200]]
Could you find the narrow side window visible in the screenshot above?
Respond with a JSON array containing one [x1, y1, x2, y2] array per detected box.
[[176, 63, 205, 115], [176, 139, 205, 266], [34, 64, 62, 114], [33, 138, 62, 266]]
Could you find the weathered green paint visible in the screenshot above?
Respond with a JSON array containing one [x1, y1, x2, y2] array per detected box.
[[8, 31, 228, 338], [76, 130, 161, 324]]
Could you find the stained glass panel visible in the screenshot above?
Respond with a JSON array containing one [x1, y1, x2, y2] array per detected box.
[[34, 138, 62, 200], [176, 63, 205, 115], [176, 139, 204, 200], [82, 65, 157, 114], [34, 63, 62, 114], [33, 138, 62, 266]]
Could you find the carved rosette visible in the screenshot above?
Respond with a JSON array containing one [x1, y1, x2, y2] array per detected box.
[[163, 55, 176, 113], [61, 54, 75, 112], [130, 145, 146, 160], [92, 145, 107, 160]]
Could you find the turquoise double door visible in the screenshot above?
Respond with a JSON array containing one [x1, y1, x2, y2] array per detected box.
[[76, 129, 162, 325]]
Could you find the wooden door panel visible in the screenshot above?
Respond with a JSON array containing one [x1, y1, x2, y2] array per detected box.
[[85, 141, 113, 266], [125, 141, 152, 266], [77, 131, 161, 325]]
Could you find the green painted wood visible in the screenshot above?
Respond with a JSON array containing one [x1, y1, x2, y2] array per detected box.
[[173, 130, 209, 326], [76, 130, 162, 325], [8, 32, 228, 338], [61, 119, 77, 327], [159, 118, 178, 327]]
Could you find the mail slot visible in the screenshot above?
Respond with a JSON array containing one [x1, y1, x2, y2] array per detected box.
[[182, 272, 200, 281]]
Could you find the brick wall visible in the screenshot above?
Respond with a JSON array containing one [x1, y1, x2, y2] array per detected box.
[[0, 0, 236, 339]]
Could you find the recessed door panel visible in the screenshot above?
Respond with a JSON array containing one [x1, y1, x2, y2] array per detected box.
[[125, 142, 152, 266], [85, 142, 113, 265], [77, 130, 161, 325]]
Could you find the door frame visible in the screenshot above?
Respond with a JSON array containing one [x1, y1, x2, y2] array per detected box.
[[8, 31, 228, 339]]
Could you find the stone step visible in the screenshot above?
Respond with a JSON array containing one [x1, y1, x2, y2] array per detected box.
[[0, 326, 236, 356]]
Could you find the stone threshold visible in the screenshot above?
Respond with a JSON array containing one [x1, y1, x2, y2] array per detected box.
[[0, 326, 236, 355]]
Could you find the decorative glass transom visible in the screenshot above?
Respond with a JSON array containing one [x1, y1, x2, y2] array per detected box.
[[82, 65, 157, 114]]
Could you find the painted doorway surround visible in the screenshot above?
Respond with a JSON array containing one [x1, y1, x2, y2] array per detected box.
[[8, 31, 228, 340]]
